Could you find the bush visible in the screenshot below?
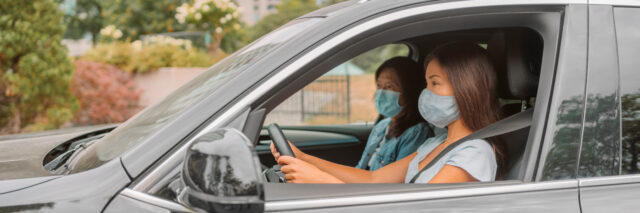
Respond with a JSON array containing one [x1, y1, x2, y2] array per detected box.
[[0, 0, 78, 133], [81, 41, 133, 69], [71, 60, 141, 125], [82, 36, 214, 73]]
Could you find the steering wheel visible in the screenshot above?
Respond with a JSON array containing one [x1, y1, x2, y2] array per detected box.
[[263, 123, 295, 183], [267, 123, 295, 157]]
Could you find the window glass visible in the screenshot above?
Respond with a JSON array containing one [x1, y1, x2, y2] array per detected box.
[[577, 7, 621, 178], [264, 44, 409, 126], [68, 18, 323, 174], [615, 7, 640, 175]]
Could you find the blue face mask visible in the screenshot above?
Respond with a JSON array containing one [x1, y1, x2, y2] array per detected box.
[[418, 89, 460, 128], [375, 89, 403, 118]]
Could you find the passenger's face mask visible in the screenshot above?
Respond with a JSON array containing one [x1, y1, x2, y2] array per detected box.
[[418, 89, 460, 128], [375, 89, 403, 118]]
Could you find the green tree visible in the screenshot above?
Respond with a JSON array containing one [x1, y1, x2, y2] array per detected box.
[[0, 0, 77, 133], [61, 0, 103, 44], [100, 0, 186, 40]]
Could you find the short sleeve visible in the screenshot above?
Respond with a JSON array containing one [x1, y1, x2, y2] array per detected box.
[[444, 140, 497, 182]]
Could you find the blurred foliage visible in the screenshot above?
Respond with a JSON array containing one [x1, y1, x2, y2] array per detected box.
[[81, 41, 132, 69], [174, 0, 242, 52], [97, 0, 243, 54], [622, 92, 640, 174], [61, 0, 103, 44], [71, 60, 141, 125], [100, 0, 185, 40], [82, 36, 216, 73], [0, 0, 78, 133]]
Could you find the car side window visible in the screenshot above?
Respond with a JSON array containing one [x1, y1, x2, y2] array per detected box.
[[264, 44, 409, 126], [615, 7, 640, 175], [577, 5, 622, 178]]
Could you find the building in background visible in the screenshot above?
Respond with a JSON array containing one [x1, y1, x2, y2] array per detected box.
[[235, 0, 281, 25]]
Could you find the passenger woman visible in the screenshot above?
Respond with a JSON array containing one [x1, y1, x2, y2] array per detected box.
[[356, 57, 432, 171], [271, 42, 508, 183]]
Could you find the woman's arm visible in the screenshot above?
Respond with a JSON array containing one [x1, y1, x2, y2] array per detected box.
[[428, 165, 477, 183], [271, 142, 415, 183], [300, 151, 416, 183]]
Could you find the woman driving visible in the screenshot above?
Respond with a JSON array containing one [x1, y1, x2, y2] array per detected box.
[[271, 42, 508, 183], [356, 57, 432, 171]]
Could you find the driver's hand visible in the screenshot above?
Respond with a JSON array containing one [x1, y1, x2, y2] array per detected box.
[[277, 156, 344, 183], [270, 141, 304, 162]]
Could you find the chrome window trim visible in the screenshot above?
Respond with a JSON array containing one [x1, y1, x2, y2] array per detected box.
[[265, 180, 578, 211], [120, 188, 194, 212], [590, 0, 640, 7], [579, 174, 640, 187], [133, 0, 585, 195]]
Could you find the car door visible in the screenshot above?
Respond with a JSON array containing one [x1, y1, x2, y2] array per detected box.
[[103, 1, 587, 212], [577, 2, 640, 213], [262, 2, 587, 212]]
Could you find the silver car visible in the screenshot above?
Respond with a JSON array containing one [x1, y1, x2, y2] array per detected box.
[[1, 0, 639, 212]]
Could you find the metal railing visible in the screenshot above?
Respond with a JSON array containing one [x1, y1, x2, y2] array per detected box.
[[270, 75, 351, 124]]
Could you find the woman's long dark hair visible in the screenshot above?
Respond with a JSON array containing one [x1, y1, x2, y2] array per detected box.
[[423, 43, 509, 179], [375, 57, 427, 138]]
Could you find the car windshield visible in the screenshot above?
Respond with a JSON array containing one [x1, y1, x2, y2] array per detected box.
[[70, 18, 322, 173]]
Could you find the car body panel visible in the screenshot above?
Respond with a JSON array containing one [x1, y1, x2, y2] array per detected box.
[[579, 175, 640, 213], [0, 124, 116, 180], [264, 180, 580, 212], [536, 4, 588, 181], [0, 176, 59, 194], [105, 194, 173, 213], [0, 159, 130, 212], [578, 3, 640, 213]]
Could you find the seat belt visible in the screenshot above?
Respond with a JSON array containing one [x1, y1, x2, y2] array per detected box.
[[409, 108, 533, 183]]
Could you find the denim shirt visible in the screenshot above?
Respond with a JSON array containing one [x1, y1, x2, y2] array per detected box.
[[356, 118, 431, 171], [404, 132, 497, 183]]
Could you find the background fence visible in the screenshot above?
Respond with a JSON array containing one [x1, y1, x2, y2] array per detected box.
[[266, 75, 351, 125]]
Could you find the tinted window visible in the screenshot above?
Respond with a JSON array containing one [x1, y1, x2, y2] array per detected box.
[[615, 7, 640, 175], [578, 7, 621, 178]]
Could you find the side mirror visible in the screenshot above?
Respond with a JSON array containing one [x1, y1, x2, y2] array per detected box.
[[179, 128, 264, 213]]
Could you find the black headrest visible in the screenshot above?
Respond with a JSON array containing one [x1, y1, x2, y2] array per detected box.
[[487, 29, 542, 100]]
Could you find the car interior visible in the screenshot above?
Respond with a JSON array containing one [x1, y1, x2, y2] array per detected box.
[[257, 27, 544, 182]]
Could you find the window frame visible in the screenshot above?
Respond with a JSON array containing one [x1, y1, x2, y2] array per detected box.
[[263, 42, 412, 127]]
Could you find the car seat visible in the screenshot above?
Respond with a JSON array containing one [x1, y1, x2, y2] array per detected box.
[[487, 28, 543, 180]]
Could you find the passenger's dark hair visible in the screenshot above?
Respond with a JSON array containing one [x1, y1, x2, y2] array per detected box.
[[423, 43, 509, 179], [375, 57, 427, 138]]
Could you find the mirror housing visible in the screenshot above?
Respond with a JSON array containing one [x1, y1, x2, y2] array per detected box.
[[180, 128, 264, 213]]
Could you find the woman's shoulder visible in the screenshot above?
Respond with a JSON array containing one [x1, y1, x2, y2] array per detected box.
[[375, 117, 392, 128], [445, 139, 497, 181], [455, 139, 493, 152], [371, 118, 392, 132]]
